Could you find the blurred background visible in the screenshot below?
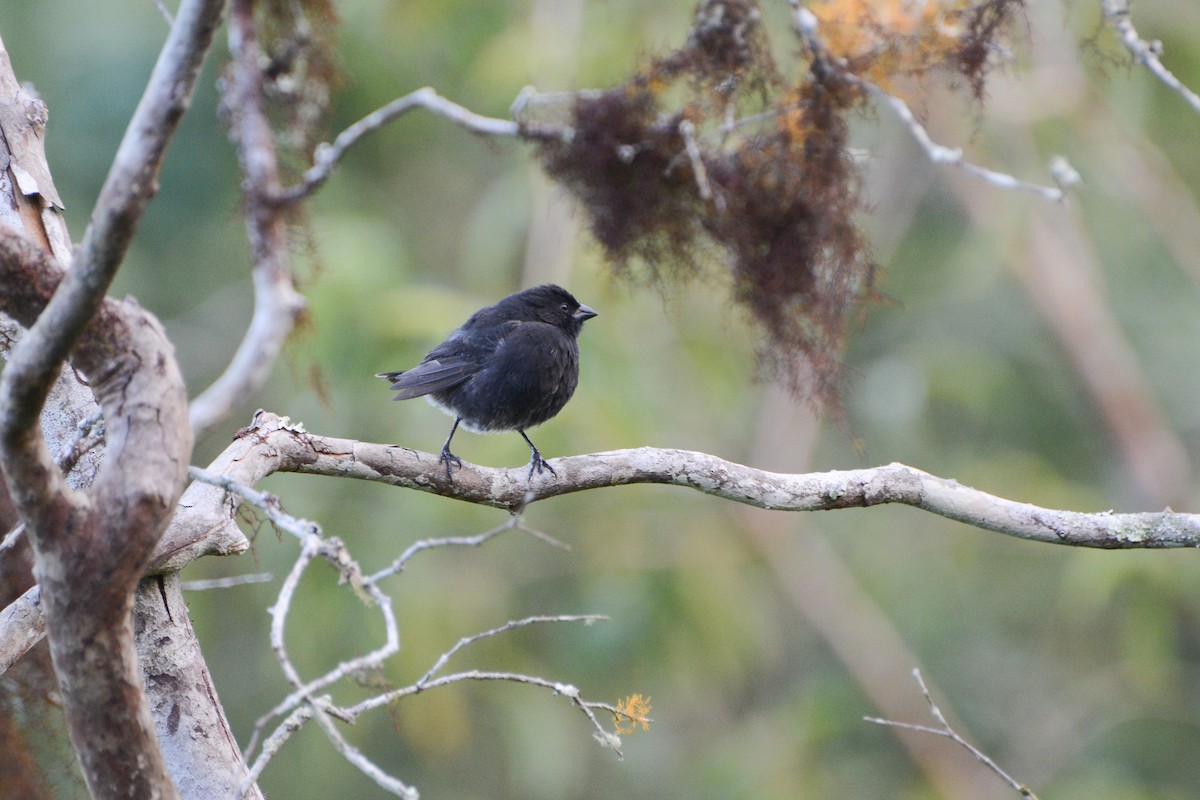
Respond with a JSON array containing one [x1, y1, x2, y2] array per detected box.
[[4, 1, 1200, 797]]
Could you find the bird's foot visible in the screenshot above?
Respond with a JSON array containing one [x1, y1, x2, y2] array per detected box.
[[527, 450, 557, 480], [439, 447, 463, 480]]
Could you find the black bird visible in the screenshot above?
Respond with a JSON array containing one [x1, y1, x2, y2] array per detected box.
[[377, 284, 597, 479]]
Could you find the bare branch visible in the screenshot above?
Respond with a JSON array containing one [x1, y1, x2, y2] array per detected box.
[[276, 86, 537, 204], [416, 614, 609, 688], [344, 670, 629, 759], [188, 465, 322, 541], [233, 706, 311, 800], [199, 412, 1200, 549], [785, 0, 1074, 203], [866, 669, 1040, 799], [10, 398, 1198, 678], [217, 465, 611, 793], [181, 572, 272, 591], [1103, 0, 1200, 116], [155, 0, 176, 26], [678, 119, 724, 212], [864, 83, 1074, 202], [306, 697, 418, 799], [191, 0, 307, 441], [203, 480, 399, 766], [0, 2, 224, 796], [364, 512, 567, 586], [0, 585, 42, 675]]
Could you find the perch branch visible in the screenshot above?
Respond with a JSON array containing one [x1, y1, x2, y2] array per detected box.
[[204, 412, 1199, 549], [5, 401, 1199, 683]]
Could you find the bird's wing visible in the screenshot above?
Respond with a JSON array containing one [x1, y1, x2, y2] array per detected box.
[[377, 356, 479, 400]]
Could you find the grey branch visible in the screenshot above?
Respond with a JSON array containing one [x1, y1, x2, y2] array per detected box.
[[0, 2, 224, 797], [211, 411, 1199, 549], [864, 82, 1074, 202], [364, 512, 568, 586], [203, 461, 614, 794], [189, 0, 307, 441], [866, 668, 1039, 799], [279, 87, 528, 204], [786, 0, 1075, 203], [1104, 0, 1200, 116], [5, 404, 1198, 675]]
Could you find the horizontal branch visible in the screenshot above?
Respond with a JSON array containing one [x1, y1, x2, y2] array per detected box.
[[5, 408, 1196, 677], [248, 411, 1200, 549]]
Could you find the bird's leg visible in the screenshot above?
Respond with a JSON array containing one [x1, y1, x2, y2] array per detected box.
[[519, 429, 556, 479], [439, 418, 464, 479]]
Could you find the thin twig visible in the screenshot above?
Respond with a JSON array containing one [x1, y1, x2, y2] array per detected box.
[[679, 119, 723, 212], [231, 705, 310, 800], [345, 669, 629, 759], [785, 0, 1073, 203], [865, 669, 1040, 799], [277, 87, 550, 204], [0, 523, 23, 553], [365, 511, 568, 586], [247, 571, 398, 759], [1103, 0, 1200, 116], [155, 0, 175, 26], [417, 615, 608, 688], [307, 696, 418, 799], [867, 83, 1072, 202], [188, 466, 320, 541], [181, 573, 273, 591]]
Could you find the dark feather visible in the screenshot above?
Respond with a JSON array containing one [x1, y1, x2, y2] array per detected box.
[[376, 357, 478, 400]]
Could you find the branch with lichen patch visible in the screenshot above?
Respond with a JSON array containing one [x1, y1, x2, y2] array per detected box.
[[5, 401, 1197, 678], [225, 411, 1200, 549]]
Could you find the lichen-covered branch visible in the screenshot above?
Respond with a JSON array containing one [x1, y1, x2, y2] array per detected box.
[[6, 402, 1196, 682], [202, 410, 1200, 550]]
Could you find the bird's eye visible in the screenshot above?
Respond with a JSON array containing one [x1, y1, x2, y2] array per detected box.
[[560, 303, 570, 312]]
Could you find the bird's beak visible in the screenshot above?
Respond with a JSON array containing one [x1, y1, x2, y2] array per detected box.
[[575, 304, 598, 321]]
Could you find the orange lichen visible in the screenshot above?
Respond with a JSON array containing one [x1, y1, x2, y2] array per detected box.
[[614, 693, 653, 734], [810, 0, 1025, 98]]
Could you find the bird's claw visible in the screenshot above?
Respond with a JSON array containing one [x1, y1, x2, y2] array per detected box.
[[439, 448, 463, 480], [527, 451, 557, 480]]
